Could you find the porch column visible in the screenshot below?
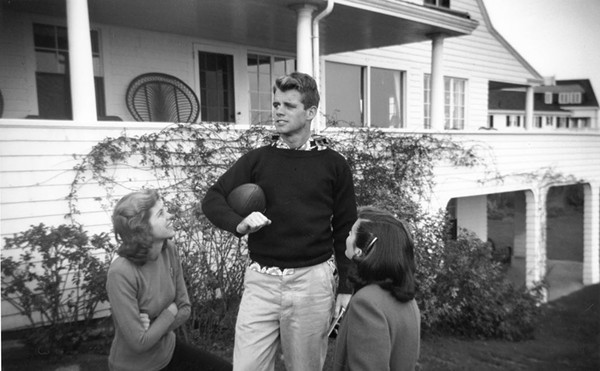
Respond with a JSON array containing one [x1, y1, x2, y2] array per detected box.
[[525, 189, 547, 297], [66, 0, 97, 121], [525, 86, 534, 129], [583, 183, 600, 284], [430, 34, 445, 131], [294, 4, 316, 75]]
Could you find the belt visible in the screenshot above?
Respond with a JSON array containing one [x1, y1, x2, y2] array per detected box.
[[249, 261, 295, 276]]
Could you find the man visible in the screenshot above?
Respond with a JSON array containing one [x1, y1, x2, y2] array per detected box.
[[202, 72, 357, 371]]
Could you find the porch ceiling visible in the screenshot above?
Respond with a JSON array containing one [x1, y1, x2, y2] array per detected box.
[[4, 0, 478, 55]]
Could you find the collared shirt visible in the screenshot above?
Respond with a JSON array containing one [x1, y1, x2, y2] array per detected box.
[[271, 135, 329, 151]]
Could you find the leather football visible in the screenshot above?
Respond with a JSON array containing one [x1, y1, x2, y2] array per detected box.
[[226, 183, 266, 217]]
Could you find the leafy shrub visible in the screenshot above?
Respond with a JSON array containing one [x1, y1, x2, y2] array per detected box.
[[1, 224, 115, 355], [421, 230, 543, 340]]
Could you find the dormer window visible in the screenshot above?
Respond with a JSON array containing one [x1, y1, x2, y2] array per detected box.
[[425, 0, 450, 8], [558, 92, 582, 104], [544, 92, 553, 104]]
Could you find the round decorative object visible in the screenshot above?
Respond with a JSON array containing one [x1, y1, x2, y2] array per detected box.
[[226, 183, 266, 217], [126, 73, 199, 123]]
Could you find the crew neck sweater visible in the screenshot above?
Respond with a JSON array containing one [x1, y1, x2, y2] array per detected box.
[[106, 243, 191, 371], [202, 145, 357, 293]]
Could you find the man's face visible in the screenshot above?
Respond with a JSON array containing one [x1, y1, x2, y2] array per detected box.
[[272, 88, 315, 137]]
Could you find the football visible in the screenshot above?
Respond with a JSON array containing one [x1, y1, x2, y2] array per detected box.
[[226, 183, 266, 217]]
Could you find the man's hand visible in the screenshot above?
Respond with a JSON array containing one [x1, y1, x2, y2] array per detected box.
[[334, 293, 352, 318], [236, 211, 271, 235]]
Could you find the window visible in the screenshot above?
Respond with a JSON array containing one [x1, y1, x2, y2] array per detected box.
[[444, 77, 465, 129], [558, 92, 582, 104], [557, 116, 568, 128], [534, 116, 543, 128], [544, 92, 553, 104], [198, 51, 235, 122], [33, 23, 104, 119], [505, 115, 521, 128], [425, 0, 450, 8], [424, 74, 432, 129], [424, 74, 466, 129], [370, 67, 403, 128], [325, 62, 404, 128], [247, 53, 295, 124]]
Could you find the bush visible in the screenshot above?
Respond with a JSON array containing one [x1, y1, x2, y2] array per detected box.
[[420, 231, 543, 340], [1, 224, 115, 355]]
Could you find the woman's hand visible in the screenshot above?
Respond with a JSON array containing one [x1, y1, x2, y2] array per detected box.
[[140, 312, 150, 331], [167, 302, 178, 316]]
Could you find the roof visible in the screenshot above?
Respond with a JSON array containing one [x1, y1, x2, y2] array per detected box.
[[489, 79, 599, 111]]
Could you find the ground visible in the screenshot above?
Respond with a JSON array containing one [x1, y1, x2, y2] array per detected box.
[[2, 283, 598, 371]]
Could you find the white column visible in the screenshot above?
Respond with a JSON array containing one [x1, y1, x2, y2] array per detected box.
[[583, 183, 600, 284], [294, 4, 316, 75], [66, 0, 97, 122], [430, 34, 445, 131], [525, 189, 547, 300], [525, 86, 534, 130]]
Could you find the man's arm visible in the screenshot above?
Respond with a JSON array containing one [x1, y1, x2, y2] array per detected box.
[[331, 154, 358, 296], [201, 154, 254, 236]]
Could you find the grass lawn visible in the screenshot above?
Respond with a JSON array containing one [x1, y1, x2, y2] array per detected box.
[[2, 283, 598, 371]]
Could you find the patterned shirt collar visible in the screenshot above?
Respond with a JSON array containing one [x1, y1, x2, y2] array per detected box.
[[270, 134, 329, 151]]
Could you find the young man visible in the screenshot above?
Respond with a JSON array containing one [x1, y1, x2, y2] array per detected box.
[[202, 72, 357, 371]]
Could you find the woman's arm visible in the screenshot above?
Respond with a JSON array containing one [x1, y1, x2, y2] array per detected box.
[[344, 292, 391, 371], [166, 242, 191, 332]]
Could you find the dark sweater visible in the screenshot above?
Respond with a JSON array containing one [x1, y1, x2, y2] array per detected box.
[[202, 145, 357, 293]]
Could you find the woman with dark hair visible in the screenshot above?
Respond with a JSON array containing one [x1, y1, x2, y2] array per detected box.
[[106, 189, 231, 371], [332, 206, 421, 371]]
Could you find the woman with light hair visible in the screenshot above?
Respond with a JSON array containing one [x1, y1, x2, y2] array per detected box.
[[107, 189, 231, 371]]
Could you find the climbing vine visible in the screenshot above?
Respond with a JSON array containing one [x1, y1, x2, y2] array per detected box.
[[66, 122, 540, 341]]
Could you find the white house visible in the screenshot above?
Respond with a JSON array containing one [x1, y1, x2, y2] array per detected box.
[[1, 0, 599, 331]]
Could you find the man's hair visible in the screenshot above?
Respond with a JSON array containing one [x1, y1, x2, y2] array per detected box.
[[349, 206, 416, 302], [112, 189, 161, 265], [273, 72, 320, 109]]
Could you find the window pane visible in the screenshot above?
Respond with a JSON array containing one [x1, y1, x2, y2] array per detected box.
[[33, 24, 56, 49], [370, 67, 402, 128], [36, 72, 71, 119], [273, 57, 295, 78], [424, 74, 431, 129], [199, 51, 235, 122], [248, 53, 273, 125], [56, 26, 68, 51], [325, 62, 363, 127]]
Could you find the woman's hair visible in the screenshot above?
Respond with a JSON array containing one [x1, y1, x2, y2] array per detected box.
[[112, 189, 161, 265], [349, 206, 416, 302], [273, 72, 320, 109]]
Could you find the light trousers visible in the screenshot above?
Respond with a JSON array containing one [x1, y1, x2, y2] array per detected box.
[[233, 260, 336, 371]]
